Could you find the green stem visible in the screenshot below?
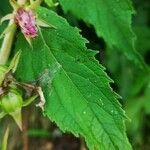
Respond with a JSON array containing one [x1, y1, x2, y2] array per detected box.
[[0, 20, 16, 65]]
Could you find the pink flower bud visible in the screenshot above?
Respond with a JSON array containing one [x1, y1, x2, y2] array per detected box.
[[14, 8, 38, 38]]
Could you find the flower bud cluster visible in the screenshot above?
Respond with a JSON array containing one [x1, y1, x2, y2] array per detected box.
[[14, 8, 38, 38]]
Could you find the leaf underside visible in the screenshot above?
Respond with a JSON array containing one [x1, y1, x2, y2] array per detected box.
[[15, 7, 131, 150]]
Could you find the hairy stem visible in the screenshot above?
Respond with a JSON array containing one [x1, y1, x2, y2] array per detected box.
[[0, 0, 27, 65]]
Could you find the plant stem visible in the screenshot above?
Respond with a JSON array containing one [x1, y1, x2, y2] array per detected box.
[[0, 20, 16, 65], [0, 0, 27, 65]]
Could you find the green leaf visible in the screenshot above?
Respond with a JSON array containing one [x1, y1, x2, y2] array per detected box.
[[15, 7, 131, 150], [59, 0, 146, 69]]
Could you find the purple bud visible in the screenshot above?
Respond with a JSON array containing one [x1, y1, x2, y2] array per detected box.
[[14, 8, 38, 38]]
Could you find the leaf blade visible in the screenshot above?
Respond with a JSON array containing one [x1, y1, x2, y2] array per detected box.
[[15, 7, 132, 150]]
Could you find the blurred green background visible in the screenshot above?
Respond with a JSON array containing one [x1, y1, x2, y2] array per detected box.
[[0, 0, 150, 149]]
